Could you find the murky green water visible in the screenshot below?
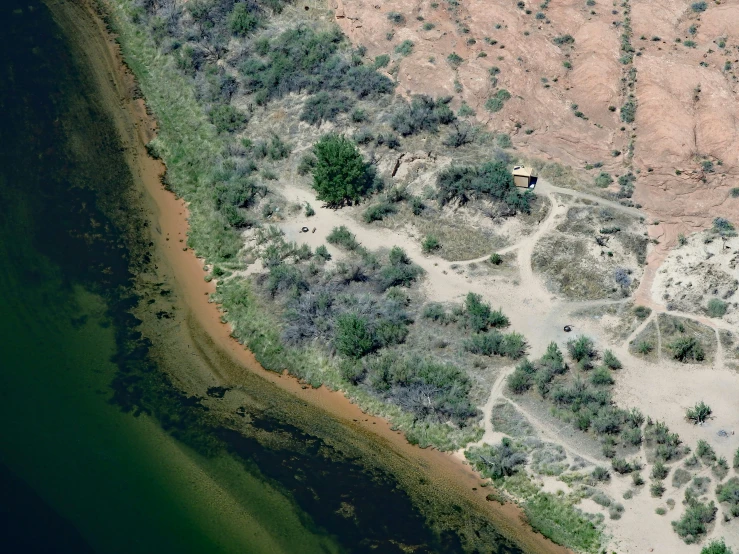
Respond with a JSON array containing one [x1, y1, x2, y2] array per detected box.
[[0, 2, 529, 553]]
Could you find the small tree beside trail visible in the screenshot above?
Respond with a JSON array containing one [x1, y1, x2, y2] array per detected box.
[[686, 401, 712, 424], [311, 134, 373, 207]]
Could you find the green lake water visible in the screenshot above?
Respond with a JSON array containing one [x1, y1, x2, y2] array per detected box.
[[0, 1, 529, 553]]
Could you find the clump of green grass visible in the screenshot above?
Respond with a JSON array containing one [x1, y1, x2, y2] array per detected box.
[[523, 494, 601, 553]]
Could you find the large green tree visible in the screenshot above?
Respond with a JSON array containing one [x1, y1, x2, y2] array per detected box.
[[311, 134, 372, 207]]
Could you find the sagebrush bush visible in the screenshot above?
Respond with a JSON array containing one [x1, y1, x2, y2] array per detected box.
[[672, 498, 716, 543], [326, 225, 360, 250], [300, 92, 355, 125], [686, 401, 712, 424], [436, 160, 533, 214], [210, 104, 248, 133], [707, 298, 728, 318], [668, 337, 705, 362], [485, 89, 512, 113], [391, 95, 455, 136], [466, 439, 527, 479]]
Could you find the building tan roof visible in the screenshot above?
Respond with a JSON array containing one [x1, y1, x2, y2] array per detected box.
[[512, 165, 534, 177]]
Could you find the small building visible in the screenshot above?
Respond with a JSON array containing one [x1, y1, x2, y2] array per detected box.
[[512, 166, 538, 189]]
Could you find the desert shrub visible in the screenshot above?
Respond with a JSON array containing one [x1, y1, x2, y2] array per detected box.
[[361, 352, 475, 422], [391, 95, 455, 136], [266, 264, 308, 297], [300, 92, 355, 125], [672, 468, 692, 488], [686, 401, 712, 424], [634, 305, 651, 319], [713, 217, 736, 237], [421, 234, 440, 253], [489, 253, 503, 265], [508, 360, 537, 393], [714, 457, 730, 480], [592, 491, 611, 507], [436, 160, 533, 213], [734, 447, 739, 469], [697, 440, 717, 463], [635, 340, 653, 355], [622, 426, 642, 446], [297, 154, 317, 175], [447, 52, 464, 68], [609, 502, 624, 520], [592, 407, 624, 435], [626, 407, 645, 428], [314, 244, 331, 261], [443, 121, 478, 147], [485, 89, 512, 113], [632, 472, 645, 486], [465, 331, 527, 359], [422, 303, 447, 322], [353, 128, 375, 145], [394, 40, 414, 56], [567, 335, 597, 367], [312, 134, 373, 207], [716, 478, 739, 517], [592, 466, 611, 482], [229, 3, 259, 36], [496, 133, 512, 149], [334, 313, 375, 358], [612, 458, 636, 474], [603, 350, 622, 369], [387, 11, 406, 24], [553, 34, 575, 45], [621, 98, 636, 123], [651, 480, 666, 497], [501, 333, 527, 359], [540, 342, 567, 374], [701, 540, 733, 554], [507, 369, 532, 394], [210, 104, 248, 133], [668, 337, 705, 362], [326, 226, 360, 250], [239, 26, 393, 105], [594, 172, 613, 188], [363, 201, 397, 223], [378, 247, 423, 290], [533, 368, 556, 397], [731, 188, 739, 198], [374, 54, 390, 68], [375, 133, 400, 149], [590, 366, 614, 386], [652, 460, 670, 480], [707, 298, 728, 318], [672, 498, 716, 543], [467, 438, 527, 479], [691, 1, 707, 12], [464, 293, 509, 332]]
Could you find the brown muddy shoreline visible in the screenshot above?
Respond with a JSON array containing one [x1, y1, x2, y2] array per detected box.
[[44, 1, 571, 552]]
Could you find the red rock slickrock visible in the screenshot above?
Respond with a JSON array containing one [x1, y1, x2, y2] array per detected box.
[[334, 0, 739, 300]]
